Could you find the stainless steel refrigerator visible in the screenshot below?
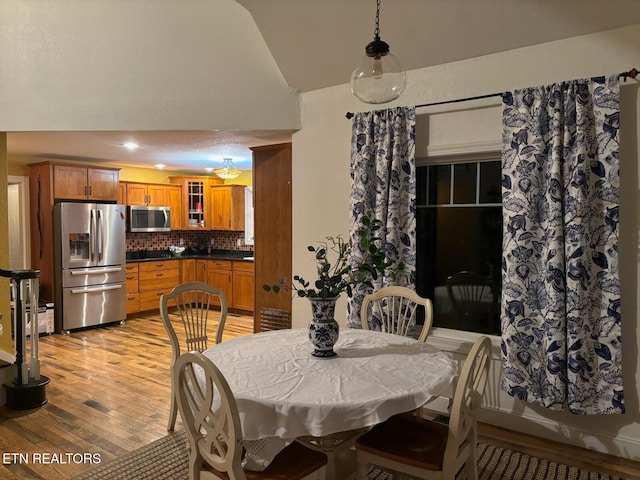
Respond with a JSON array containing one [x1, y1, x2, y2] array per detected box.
[[53, 203, 126, 333]]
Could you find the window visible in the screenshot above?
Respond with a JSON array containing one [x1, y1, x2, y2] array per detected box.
[[415, 160, 502, 335]]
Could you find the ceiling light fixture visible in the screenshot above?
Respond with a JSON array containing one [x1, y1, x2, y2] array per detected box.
[[155, 164, 166, 169], [123, 141, 139, 150], [350, 0, 406, 104], [213, 158, 241, 180]]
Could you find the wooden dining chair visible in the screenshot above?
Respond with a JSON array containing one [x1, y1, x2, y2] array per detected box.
[[355, 336, 492, 480], [160, 281, 228, 431], [174, 351, 328, 480], [360, 286, 433, 342]]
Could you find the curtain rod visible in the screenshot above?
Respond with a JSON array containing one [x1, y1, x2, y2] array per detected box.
[[345, 67, 638, 119]]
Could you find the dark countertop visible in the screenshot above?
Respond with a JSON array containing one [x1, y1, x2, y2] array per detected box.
[[126, 249, 254, 263]]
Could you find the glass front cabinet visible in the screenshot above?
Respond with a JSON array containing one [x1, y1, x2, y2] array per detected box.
[[169, 176, 223, 230]]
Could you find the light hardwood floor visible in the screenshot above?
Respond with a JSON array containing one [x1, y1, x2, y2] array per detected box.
[[0, 313, 638, 479]]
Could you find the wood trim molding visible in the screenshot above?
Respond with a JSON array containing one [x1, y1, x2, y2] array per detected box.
[[425, 140, 501, 159]]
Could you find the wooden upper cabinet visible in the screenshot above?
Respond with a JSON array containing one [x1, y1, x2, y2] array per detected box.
[[210, 185, 245, 230], [169, 176, 223, 230], [167, 185, 182, 230], [147, 185, 168, 206], [53, 164, 119, 201], [126, 182, 168, 206], [125, 183, 148, 206], [118, 183, 127, 205]]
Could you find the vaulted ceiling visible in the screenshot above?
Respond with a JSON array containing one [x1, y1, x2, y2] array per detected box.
[[238, 0, 640, 93], [8, 0, 640, 174]]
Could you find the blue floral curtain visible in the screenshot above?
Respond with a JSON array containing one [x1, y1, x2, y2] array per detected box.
[[501, 75, 623, 414], [347, 106, 416, 329]]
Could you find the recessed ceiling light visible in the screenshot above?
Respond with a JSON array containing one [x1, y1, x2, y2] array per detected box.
[[155, 164, 166, 169], [123, 141, 139, 150]]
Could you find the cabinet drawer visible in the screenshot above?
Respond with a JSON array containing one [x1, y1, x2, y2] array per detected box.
[[125, 269, 139, 293], [139, 269, 180, 290], [125, 263, 139, 273], [139, 260, 179, 272], [208, 259, 231, 270], [139, 288, 174, 312], [232, 260, 254, 272], [126, 293, 140, 314]]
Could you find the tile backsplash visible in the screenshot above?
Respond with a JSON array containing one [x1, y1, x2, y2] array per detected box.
[[126, 230, 252, 253]]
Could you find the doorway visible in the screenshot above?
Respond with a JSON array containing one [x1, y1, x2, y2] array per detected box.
[[7, 176, 30, 270]]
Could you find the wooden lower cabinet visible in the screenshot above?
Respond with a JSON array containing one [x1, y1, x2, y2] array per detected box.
[[125, 263, 140, 315], [130, 258, 253, 314], [207, 260, 232, 307], [232, 261, 254, 312], [138, 260, 180, 312], [181, 258, 196, 283]]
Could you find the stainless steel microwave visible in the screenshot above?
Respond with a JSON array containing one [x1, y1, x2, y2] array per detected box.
[[127, 206, 171, 232]]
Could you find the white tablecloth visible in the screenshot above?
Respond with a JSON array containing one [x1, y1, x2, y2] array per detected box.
[[202, 328, 458, 470]]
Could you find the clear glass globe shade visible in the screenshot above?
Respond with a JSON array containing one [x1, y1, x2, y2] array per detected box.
[[350, 52, 407, 104]]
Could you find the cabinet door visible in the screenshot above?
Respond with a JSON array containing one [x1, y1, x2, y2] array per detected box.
[[181, 258, 196, 283], [196, 260, 208, 283], [210, 187, 232, 229], [207, 262, 232, 307], [167, 185, 182, 230], [147, 185, 168, 206], [88, 168, 119, 201], [210, 186, 245, 230], [185, 179, 208, 229], [126, 183, 149, 206], [118, 183, 127, 205], [53, 164, 88, 200], [232, 269, 254, 311]]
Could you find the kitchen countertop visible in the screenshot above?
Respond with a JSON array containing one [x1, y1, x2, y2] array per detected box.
[[126, 249, 254, 263]]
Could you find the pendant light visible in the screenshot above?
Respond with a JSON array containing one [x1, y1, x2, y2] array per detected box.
[[213, 158, 241, 180], [350, 0, 406, 104]]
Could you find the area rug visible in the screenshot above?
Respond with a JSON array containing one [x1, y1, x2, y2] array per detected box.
[[71, 431, 624, 480]]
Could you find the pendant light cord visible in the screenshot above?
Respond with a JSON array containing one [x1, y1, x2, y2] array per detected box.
[[374, 0, 380, 39]]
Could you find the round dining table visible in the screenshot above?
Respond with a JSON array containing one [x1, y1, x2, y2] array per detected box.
[[202, 327, 458, 474]]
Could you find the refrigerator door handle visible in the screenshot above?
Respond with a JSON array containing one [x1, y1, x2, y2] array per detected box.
[[70, 267, 123, 275], [89, 209, 96, 261], [97, 209, 104, 261], [70, 284, 123, 294]]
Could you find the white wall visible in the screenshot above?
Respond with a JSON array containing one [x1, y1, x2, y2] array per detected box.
[[0, 0, 299, 131], [294, 24, 640, 460]]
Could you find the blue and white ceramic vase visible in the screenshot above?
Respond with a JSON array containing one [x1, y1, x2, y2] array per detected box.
[[308, 296, 340, 358]]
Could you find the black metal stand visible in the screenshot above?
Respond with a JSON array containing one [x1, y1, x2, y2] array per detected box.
[[1, 268, 49, 410]]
